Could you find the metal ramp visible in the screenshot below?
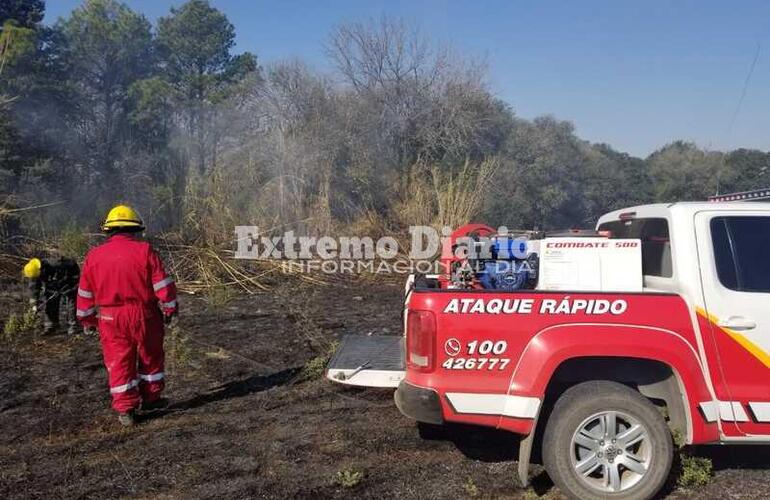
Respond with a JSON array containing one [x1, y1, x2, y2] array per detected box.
[[326, 335, 405, 388]]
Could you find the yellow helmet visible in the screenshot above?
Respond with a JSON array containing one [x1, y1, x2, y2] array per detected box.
[[102, 204, 144, 232], [23, 258, 42, 279]]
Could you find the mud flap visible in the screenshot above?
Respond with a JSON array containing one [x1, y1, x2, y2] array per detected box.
[[326, 335, 405, 388]]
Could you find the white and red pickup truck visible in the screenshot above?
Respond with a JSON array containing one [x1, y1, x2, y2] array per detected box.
[[327, 193, 770, 500]]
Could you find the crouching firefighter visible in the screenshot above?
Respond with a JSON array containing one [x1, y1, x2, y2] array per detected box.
[[23, 256, 80, 335], [76, 205, 178, 426]]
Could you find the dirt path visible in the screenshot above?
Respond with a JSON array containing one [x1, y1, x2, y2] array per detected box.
[[1, 281, 768, 499]]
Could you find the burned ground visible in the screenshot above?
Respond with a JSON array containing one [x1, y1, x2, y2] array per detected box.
[[1, 279, 768, 499]]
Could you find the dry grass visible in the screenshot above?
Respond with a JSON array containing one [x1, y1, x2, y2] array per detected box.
[[165, 323, 195, 371], [394, 158, 498, 230], [432, 158, 498, 228], [156, 236, 274, 295], [203, 285, 236, 312]]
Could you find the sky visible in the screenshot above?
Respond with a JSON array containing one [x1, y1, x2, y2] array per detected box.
[[44, 0, 770, 157]]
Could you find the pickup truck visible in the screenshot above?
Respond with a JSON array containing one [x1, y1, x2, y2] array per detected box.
[[327, 196, 770, 500]]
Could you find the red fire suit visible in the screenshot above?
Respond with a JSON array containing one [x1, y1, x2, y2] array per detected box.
[[76, 234, 178, 413]]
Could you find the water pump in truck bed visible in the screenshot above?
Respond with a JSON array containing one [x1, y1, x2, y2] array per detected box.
[[477, 238, 539, 290], [441, 224, 539, 290]]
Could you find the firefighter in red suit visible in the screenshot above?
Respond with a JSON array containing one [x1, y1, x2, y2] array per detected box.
[[77, 205, 178, 426]]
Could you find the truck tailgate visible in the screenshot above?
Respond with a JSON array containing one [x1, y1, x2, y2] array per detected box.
[[326, 335, 405, 388]]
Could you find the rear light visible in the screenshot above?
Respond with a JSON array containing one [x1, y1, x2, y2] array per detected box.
[[406, 310, 436, 372], [619, 211, 636, 221]]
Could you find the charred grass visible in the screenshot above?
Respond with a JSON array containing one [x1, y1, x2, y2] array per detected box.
[[0, 279, 768, 499]]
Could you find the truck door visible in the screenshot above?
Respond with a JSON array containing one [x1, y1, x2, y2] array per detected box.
[[695, 211, 770, 437]]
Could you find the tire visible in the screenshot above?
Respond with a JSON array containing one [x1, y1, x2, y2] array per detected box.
[[542, 381, 673, 500], [417, 422, 445, 440]]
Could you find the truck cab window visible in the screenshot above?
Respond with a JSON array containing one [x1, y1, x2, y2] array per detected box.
[[710, 216, 770, 293], [598, 218, 672, 277]]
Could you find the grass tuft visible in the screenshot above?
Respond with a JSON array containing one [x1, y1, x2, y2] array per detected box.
[[166, 324, 194, 369], [335, 467, 363, 488], [463, 476, 480, 497], [3, 308, 38, 342], [204, 285, 235, 312], [677, 454, 713, 489], [298, 341, 339, 382]]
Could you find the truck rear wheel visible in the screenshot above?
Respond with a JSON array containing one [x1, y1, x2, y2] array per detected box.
[[542, 381, 673, 500], [417, 422, 445, 440]]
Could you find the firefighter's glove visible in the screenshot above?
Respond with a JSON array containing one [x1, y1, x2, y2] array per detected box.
[[83, 326, 98, 336]]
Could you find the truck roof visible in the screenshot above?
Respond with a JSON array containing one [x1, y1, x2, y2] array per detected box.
[[598, 201, 770, 226]]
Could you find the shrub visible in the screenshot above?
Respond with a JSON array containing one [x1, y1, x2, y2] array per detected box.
[[204, 285, 235, 311], [335, 467, 363, 488], [57, 225, 92, 260], [677, 454, 713, 489], [166, 324, 194, 369], [463, 477, 480, 497], [3, 308, 38, 341], [298, 341, 339, 382]]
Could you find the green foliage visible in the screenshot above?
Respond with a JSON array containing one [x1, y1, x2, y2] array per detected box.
[[0, 104, 29, 194], [57, 0, 155, 203], [158, 0, 236, 78], [462, 477, 480, 497], [486, 116, 586, 228], [647, 141, 722, 202], [157, 0, 258, 175], [1, 5, 769, 240], [61, 0, 153, 75], [0, 1, 45, 29], [299, 341, 340, 382], [3, 308, 38, 341], [128, 76, 177, 148], [581, 143, 651, 223], [677, 454, 713, 489], [335, 467, 363, 488], [57, 225, 91, 260], [719, 148, 770, 193], [671, 428, 686, 449], [0, 20, 36, 67]]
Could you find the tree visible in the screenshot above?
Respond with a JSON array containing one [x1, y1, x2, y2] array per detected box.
[[157, 0, 257, 174], [581, 143, 650, 222], [58, 0, 154, 201], [718, 148, 770, 194], [0, 0, 44, 29], [327, 16, 505, 169], [484, 116, 588, 229], [646, 141, 722, 202], [0, 0, 45, 196]]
